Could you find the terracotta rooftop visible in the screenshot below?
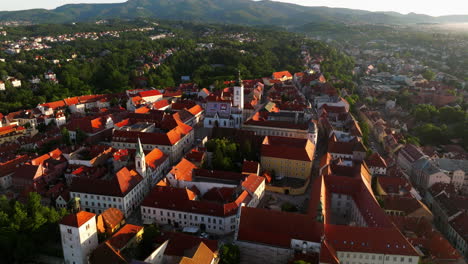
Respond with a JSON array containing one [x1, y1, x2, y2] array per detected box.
[[170, 158, 197, 181], [60, 211, 96, 228], [325, 224, 419, 256], [97, 208, 125, 233], [241, 161, 260, 175], [261, 136, 315, 162], [366, 152, 387, 168], [89, 242, 127, 264], [155, 232, 218, 257], [145, 148, 168, 169], [242, 174, 264, 194], [179, 242, 216, 264], [71, 167, 143, 197], [238, 207, 323, 248], [272, 71, 292, 80], [139, 90, 162, 98], [107, 224, 143, 251]]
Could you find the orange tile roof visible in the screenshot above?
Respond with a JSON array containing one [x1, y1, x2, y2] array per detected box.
[[97, 208, 124, 233], [242, 174, 264, 194], [31, 153, 51, 166], [170, 158, 197, 181], [64, 97, 79, 105], [60, 211, 95, 228], [188, 105, 203, 115], [272, 71, 292, 80], [139, 90, 162, 98], [145, 148, 168, 169], [41, 100, 66, 109], [179, 242, 216, 264], [135, 106, 150, 113], [49, 148, 63, 159], [152, 99, 170, 109]]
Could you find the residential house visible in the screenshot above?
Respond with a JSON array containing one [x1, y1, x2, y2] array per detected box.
[[260, 136, 315, 180]]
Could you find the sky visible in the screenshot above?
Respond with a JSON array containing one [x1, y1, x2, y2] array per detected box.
[[2, 0, 468, 16]]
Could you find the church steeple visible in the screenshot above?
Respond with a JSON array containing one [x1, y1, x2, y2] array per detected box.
[[135, 138, 146, 178], [136, 137, 144, 158], [236, 69, 243, 87]]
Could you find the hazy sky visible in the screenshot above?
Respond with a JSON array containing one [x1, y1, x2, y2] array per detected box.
[[2, 0, 467, 16]]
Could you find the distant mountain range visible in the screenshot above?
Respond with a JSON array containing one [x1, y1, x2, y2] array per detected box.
[[1, 0, 467, 26]]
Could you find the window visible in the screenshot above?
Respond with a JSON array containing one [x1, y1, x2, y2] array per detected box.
[[67, 229, 72, 234], [401, 258, 404, 262], [408, 258, 412, 262]]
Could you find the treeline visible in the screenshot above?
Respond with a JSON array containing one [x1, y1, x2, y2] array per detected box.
[[410, 104, 467, 148], [0, 193, 68, 263], [0, 20, 354, 114]]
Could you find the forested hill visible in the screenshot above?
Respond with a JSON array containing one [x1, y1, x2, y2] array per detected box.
[[1, 0, 468, 26]]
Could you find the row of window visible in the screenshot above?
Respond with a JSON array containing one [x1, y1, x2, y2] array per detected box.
[[142, 207, 235, 224], [339, 253, 413, 263]]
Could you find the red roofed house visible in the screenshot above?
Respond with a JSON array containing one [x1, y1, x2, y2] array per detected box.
[[138, 89, 163, 104], [272, 71, 293, 81], [96, 207, 126, 235], [141, 169, 264, 236], [261, 136, 315, 180], [70, 166, 146, 217], [106, 224, 144, 252], [236, 207, 323, 264], [152, 232, 219, 264], [365, 152, 387, 175], [139, 143, 171, 186], [0, 154, 28, 189], [60, 211, 99, 264]]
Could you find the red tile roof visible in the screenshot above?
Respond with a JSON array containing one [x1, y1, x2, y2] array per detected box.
[[377, 176, 412, 196], [89, 242, 127, 264], [107, 224, 143, 250], [155, 232, 218, 257], [366, 153, 387, 168], [241, 161, 259, 175], [238, 207, 323, 248], [97, 208, 124, 233], [139, 90, 162, 98], [71, 167, 143, 197], [193, 169, 246, 182], [242, 174, 264, 194], [382, 196, 428, 215], [325, 224, 419, 256], [261, 136, 315, 162], [60, 211, 96, 228], [142, 186, 249, 217], [152, 99, 170, 110]]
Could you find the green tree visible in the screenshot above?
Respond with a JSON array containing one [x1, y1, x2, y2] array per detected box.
[[137, 224, 160, 259], [61, 127, 72, 146], [422, 69, 436, 81], [220, 244, 240, 264], [75, 128, 88, 145]]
